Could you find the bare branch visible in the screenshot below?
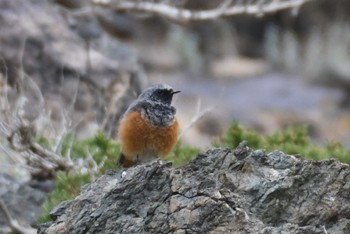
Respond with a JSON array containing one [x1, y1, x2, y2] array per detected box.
[[30, 141, 74, 170], [93, 0, 313, 23], [179, 98, 214, 139], [8, 124, 73, 174]]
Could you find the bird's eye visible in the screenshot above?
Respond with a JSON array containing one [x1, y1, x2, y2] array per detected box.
[[157, 90, 162, 95]]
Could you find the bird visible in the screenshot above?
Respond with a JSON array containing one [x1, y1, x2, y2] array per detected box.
[[117, 84, 180, 167]]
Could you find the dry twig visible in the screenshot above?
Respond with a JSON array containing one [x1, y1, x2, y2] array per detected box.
[[8, 124, 73, 172], [179, 98, 214, 139]]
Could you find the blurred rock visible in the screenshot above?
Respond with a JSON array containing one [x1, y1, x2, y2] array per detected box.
[[53, 0, 85, 9], [210, 57, 270, 79], [196, 113, 224, 136], [95, 9, 138, 40], [0, 0, 146, 137], [0, 0, 137, 80], [39, 144, 350, 233], [0, 173, 53, 229], [70, 14, 102, 42]]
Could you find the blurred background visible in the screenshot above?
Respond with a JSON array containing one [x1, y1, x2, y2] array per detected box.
[[1, 0, 350, 152], [1, 0, 350, 230]]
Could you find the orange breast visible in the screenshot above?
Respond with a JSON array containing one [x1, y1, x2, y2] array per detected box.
[[118, 111, 179, 161]]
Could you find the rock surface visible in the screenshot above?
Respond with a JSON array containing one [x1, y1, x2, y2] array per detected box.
[[39, 142, 350, 233]]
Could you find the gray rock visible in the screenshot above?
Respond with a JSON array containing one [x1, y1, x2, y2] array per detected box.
[[0, 0, 138, 87], [0, 174, 52, 229], [38, 142, 350, 233], [0, 0, 146, 138]]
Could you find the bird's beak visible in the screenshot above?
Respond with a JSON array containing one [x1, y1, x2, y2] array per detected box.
[[172, 90, 181, 95]]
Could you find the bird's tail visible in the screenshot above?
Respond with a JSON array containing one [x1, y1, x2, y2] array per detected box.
[[118, 152, 135, 168]]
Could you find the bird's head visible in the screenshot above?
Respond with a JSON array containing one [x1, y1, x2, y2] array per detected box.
[[139, 84, 180, 105]]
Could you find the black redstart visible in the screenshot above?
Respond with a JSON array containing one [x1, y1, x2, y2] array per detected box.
[[118, 84, 180, 167]]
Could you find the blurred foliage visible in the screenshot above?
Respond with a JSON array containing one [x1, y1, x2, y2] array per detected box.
[[165, 141, 200, 167], [35, 135, 52, 149], [217, 121, 350, 162], [61, 132, 121, 173], [38, 132, 121, 223], [38, 171, 90, 223]]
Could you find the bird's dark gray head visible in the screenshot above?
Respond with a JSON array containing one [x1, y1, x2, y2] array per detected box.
[[139, 84, 180, 105]]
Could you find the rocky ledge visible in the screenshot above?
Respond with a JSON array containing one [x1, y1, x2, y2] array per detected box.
[[39, 142, 350, 233]]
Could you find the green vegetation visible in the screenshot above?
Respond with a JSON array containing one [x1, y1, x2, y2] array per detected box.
[[61, 132, 121, 174], [39, 122, 350, 223], [217, 121, 350, 163], [39, 171, 90, 223], [39, 132, 121, 223], [38, 133, 198, 223], [165, 141, 200, 167]]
